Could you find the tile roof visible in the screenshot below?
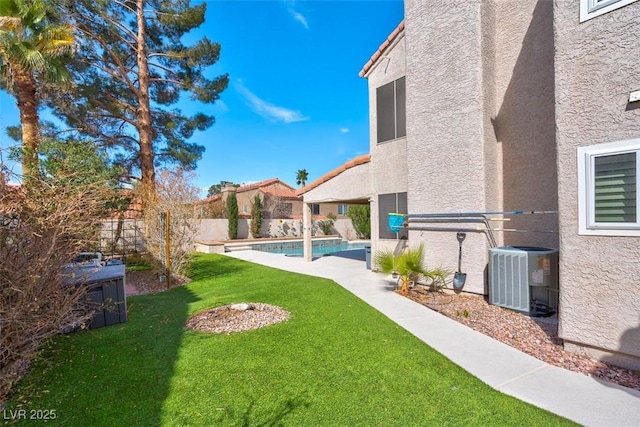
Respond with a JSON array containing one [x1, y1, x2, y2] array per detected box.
[[262, 187, 298, 199], [358, 20, 405, 78], [195, 178, 297, 204], [103, 189, 143, 219], [296, 154, 371, 196], [237, 178, 293, 193], [194, 193, 222, 205]]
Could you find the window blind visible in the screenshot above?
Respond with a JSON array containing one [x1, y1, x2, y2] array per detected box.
[[594, 152, 636, 223]]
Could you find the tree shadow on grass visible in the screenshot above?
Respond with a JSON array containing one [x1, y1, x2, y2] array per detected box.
[[222, 392, 311, 426], [187, 253, 245, 281], [7, 274, 202, 425]]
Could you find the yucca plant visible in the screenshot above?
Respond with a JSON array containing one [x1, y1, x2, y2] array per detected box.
[[374, 243, 450, 295]]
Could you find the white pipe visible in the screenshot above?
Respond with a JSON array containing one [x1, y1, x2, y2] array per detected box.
[[406, 210, 557, 217]]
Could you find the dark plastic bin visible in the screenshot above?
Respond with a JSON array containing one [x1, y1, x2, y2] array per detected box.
[[66, 264, 127, 329]]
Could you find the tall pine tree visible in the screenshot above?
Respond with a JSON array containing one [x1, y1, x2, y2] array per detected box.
[[49, 0, 228, 199]]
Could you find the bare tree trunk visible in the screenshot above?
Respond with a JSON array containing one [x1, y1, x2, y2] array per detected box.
[[14, 69, 40, 185], [136, 0, 156, 202], [110, 213, 125, 255]]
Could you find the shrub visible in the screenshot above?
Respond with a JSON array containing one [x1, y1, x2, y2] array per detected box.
[[0, 175, 113, 406], [227, 192, 238, 239], [317, 212, 336, 235], [142, 169, 200, 280], [374, 243, 450, 295], [347, 205, 370, 239], [250, 194, 263, 238]]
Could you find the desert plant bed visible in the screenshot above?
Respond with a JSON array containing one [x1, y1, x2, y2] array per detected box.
[[404, 285, 640, 391]]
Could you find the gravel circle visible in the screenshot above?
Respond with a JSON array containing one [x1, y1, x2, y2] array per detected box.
[[406, 286, 640, 391], [186, 303, 291, 334]]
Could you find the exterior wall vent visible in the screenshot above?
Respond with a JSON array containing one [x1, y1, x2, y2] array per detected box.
[[488, 246, 559, 316]]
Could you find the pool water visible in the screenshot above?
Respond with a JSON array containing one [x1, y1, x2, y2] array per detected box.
[[256, 241, 367, 257]]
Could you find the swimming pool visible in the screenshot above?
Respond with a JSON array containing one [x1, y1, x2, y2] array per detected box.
[[253, 239, 368, 257]]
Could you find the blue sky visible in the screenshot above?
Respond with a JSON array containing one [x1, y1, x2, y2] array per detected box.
[[0, 0, 405, 196]]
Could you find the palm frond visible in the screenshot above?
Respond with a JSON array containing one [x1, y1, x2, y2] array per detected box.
[[374, 243, 452, 293], [19, 43, 46, 71], [43, 58, 70, 84], [0, 16, 23, 32], [374, 248, 396, 274], [21, 0, 47, 29], [0, 0, 20, 18], [36, 25, 74, 56]]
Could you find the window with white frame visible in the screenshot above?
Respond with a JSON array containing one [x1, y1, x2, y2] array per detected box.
[[376, 77, 406, 143], [242, 204, 248, 213], [338, 204, 348, 216], [310, 204, 320, 215], [578, 139, 640, 236], [580, 0, 639, 22]]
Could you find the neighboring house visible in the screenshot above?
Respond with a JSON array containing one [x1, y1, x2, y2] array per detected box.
[[194, 178, 346, 220], [299, 0, 640, 370], [195, 178, 300, 218]]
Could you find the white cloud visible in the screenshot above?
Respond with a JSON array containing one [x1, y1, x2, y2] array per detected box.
[[213, 100, 229, 114], [339, 127, 350, 133], [290, 10, 309, 29], [284, 1, 309, 29], [236, 82, 309, 124]]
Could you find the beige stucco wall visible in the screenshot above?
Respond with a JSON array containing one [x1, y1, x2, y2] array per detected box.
[[201, 183, 340, 220], [195, 218, 358, 241], [365, 30, 409, 259], [554, 0, 640, 367], [401, 0, 557, 294], [301, 162, 372, 204], [235, 184, 296, 216], [196, 218, 249, 240], [333, 218, 363, 240], [493, 0, 559, 248], [404, 0, 489, 293]]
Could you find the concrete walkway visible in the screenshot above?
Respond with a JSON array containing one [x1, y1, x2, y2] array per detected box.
[[223, 249, 640, 427]]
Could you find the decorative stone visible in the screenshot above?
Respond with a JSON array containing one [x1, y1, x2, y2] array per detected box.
[[230, 303, 253, 311], [186, 303, 291, 334]]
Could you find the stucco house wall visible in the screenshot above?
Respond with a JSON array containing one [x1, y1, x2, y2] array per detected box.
[[404, 0, 491, 293], [399, 0, 558, 295], [301, 162, 372, 204], [366, 28, 409, 256], [554, 0, 640, 368], [196, 179, 304, 220], [196, 218, 358, 241], [234, 181, 299, 217], [493, 0, 559, 248]]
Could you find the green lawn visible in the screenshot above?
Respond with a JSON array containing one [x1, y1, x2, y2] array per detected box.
[[7, 254, 574, 426]]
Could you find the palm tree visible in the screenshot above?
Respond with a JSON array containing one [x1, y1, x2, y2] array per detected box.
[[0, 0, 74, 182], [374, 243, 450, 295], [296, 169, 308, 187]]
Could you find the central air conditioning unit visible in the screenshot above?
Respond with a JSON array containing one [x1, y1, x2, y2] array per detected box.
[[488, 246, 559, 316]]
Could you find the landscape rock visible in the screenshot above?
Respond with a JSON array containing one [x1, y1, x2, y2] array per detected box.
[[405, 285, 640, 391], [186, 303, 290, 334]]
